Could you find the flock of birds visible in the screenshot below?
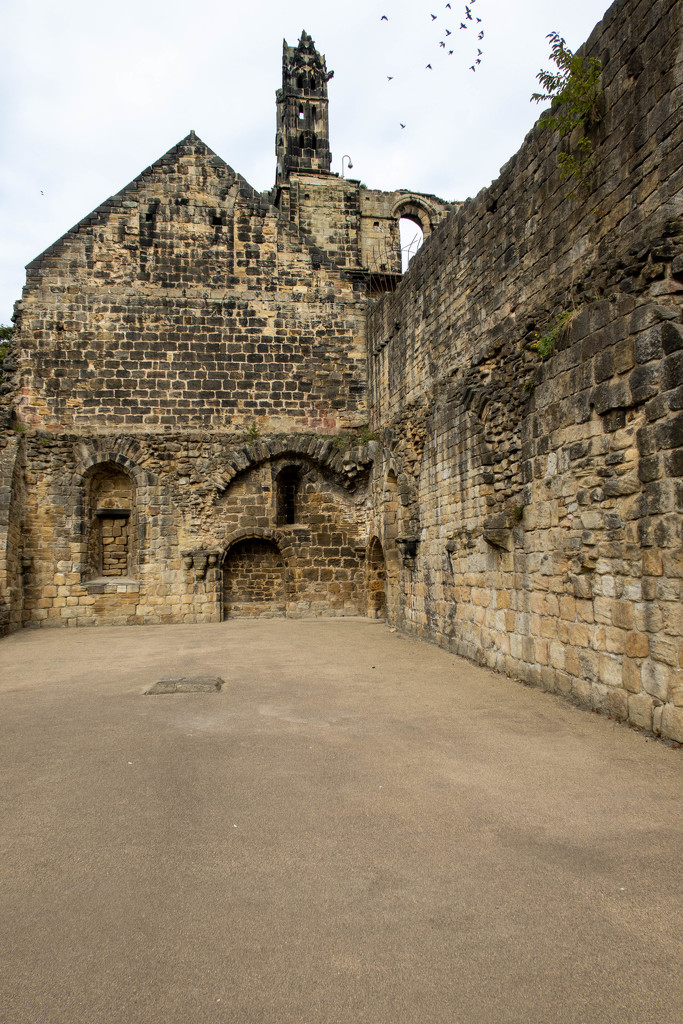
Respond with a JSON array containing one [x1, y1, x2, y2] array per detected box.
[[380, 1, 486, 130]]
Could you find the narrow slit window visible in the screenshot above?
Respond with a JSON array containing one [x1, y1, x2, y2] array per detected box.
[[277, 467, 301, 525]]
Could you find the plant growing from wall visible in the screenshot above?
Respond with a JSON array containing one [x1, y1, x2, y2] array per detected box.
[[243, 422, 261, 441], [531, 32, 602, 198], [535, 307, 581, 361]]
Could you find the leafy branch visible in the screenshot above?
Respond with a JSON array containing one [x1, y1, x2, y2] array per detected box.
[[532, 32, 602, 199]]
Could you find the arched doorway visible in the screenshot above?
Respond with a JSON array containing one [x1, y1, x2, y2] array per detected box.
[[367, 537, 387, 619], [222, 538, 286, 618]]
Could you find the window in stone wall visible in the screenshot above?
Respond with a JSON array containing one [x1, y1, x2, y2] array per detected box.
[[276, 466, 301, 525], [399, 217, 424, 272], [85, 465, 135, 579]]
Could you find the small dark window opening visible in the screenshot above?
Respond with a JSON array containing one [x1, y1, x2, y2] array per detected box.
[[309, 74, 316, 89], [297, 74, 305, 89], [277, 467, 300, 525], [212, 215, 223, 226], [311, 105, 317, 121], [311, 134, 317, 151], [300, 133, 305, 149], [145, 212, 154, 222]]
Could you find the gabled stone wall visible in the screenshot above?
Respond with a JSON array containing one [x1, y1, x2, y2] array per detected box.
[[367, 0, 683, 741], [11, 134, 368, 436]]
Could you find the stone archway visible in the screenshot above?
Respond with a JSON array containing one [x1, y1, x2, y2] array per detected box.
[[367, 537, 387, 620], [222, 537, 287, 619]]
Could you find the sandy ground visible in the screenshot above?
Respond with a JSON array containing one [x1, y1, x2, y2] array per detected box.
[[0, 618, 681, 1024]]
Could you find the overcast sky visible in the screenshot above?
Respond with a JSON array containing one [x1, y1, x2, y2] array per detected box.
[[0, 0, 610, 325]]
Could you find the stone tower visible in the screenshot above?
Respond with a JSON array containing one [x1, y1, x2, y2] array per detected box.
[[276, 31, 333, 183]]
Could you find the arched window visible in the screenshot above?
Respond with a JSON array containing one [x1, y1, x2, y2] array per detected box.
[[311, 133, 317, 151], [297, 73, 305, 89], [298, 104, 305, 121], [276, 466, 301, 525], [399, 217, 424, 272]]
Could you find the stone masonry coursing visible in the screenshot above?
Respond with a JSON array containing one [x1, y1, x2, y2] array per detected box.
[[367, 0, 682, 741], [0, 2, 681, 742]]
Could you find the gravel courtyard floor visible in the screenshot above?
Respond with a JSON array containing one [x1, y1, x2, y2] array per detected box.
[[1, 618, 681, 1024]]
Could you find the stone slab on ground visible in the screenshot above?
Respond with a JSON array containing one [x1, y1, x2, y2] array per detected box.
[[145, 675, 224, 694], [0, 618, 681, 1024]]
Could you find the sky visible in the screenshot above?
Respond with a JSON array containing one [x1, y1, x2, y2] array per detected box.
[[0, 0, 611, 325]]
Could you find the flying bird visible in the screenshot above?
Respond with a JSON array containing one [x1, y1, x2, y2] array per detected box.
[[439, 40, 445, 47], [476, 17, 482, 22], [478, 30, 484, 38], [387, 75, 394, 80], [445, 28, 451, 35], [448, 49, 454, 54], [431, 13, 437, 19], [426, 63, 432, 68], [469, 65, 476, 71], [478, 48, 482, 55], [476, 58, 481, 64], [381, 14, 388, 20], [400, 123, 406, 129], [465, 6, 472, 18], [460, 22, 467, 29], [446, 2, 451, 7]]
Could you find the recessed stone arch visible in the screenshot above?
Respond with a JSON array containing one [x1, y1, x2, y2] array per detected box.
[[213, 435, 376, 496], [221, 528, 294, 619], [391, 196, 439, 240], [367, 536, 387, 619], [72, 449, 153, 581]]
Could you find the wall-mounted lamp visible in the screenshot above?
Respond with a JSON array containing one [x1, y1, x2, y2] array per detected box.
[[341, 155, 354, 178]]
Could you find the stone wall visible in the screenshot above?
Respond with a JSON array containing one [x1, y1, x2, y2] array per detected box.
[[10, 432, 374, 628], [367, 0, 683, 741], [0, 435, 25, 633], [276, 172, 453, 285], [10, 134, 368, 436]]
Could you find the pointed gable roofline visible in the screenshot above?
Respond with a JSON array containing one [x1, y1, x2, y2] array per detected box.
[[25, 132, 274, 274]]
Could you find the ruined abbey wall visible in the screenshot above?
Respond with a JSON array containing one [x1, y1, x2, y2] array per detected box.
[[368, 0, 683, 741], [13, 136, 368, 436], [0, 0, 681, 742]]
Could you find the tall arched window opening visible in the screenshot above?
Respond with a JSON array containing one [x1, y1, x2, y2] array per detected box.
[[399, 218, 424, 273]]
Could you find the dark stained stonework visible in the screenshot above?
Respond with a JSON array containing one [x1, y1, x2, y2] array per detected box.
[[0, 3, 681, 741]]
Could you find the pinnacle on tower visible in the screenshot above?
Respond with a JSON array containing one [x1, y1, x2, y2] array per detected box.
[[275, 31, 334, 183]]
